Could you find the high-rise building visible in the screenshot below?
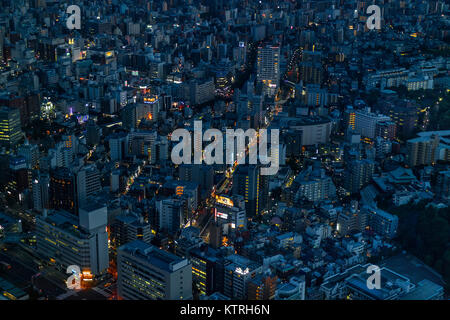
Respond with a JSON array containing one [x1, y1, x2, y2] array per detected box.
[[256, 45, 280, 96], [354, 108, 391, 139], [376, 121, 397, 141], [110, 212, 153, 252], [214, 195, 246, 235], [343, 107, 356, 131], [189, 79, 215, 105], [32, 171, 50, 212], [406, 134, 440, 167], [161, 180, 198, 222], [86, 120, 100, 146], [344, 159, 375, 194], [247, 274, 278, 300], [0, 107, 22, 150], [49, 167, 76, 214], [179, 164, 214, 199], [223, 254, 262, 299], [6, 156, 29, 200], [74, 164, 101, 208], [299, 61, 322, 85], [117, 240, 192, 300], [18, 140, 39, 169], [109, 132, 128, 162], [232, 165, 268, 217], [156, 197, 184, 234], [36, 202, 109, 276], [190, 245, 224, 296]]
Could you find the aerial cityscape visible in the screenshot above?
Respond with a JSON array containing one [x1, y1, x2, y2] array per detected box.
[[0, 0, 449, 303]]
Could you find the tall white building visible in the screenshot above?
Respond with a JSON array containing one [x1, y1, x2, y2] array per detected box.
[[74, 164, 101, 208], [354, 108, 391, 139]]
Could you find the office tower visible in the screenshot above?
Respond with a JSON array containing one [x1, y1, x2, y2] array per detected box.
[[223, 254, 262, 299], [110, 212, 153, 251], [86, 120, 100, 146], [336, 201, 368, 236], [74, 164, 101, 208], [156, 197, 184, 234], [36, 201, 109, 276], [54, 142, 74, 168], [148, 135, 169, 164], [247, 274, 278, 300], [233, 42, 246, 65], [49, 167, 76, 214], [0, 107, 22, 150], [217, 43, 227, 60], [0, 94, 28, 127], [256, 45, 280, 96], [110, 169, 122, 193], [109, 132, 128, 162], [32, 171, 49, 212], [406, 134, 440, 167], [18, 140, 39, 169], [101, 96, 119, 115], [6, 156, 29, 200], [232, 165, 268, 217], [344, 159, 375, 194], [190, 246, 224, 296], [300, 62, 322, 85], [208, 221, 223, 249], [117, 240, 192, 300], [37, 38, 64, 62], [121, 104, 138, 129], [283, 129, 302, 158], [128, 130, 157, 158]]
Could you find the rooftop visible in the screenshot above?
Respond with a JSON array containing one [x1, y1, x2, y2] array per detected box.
[[118, 240, 190, 272]]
